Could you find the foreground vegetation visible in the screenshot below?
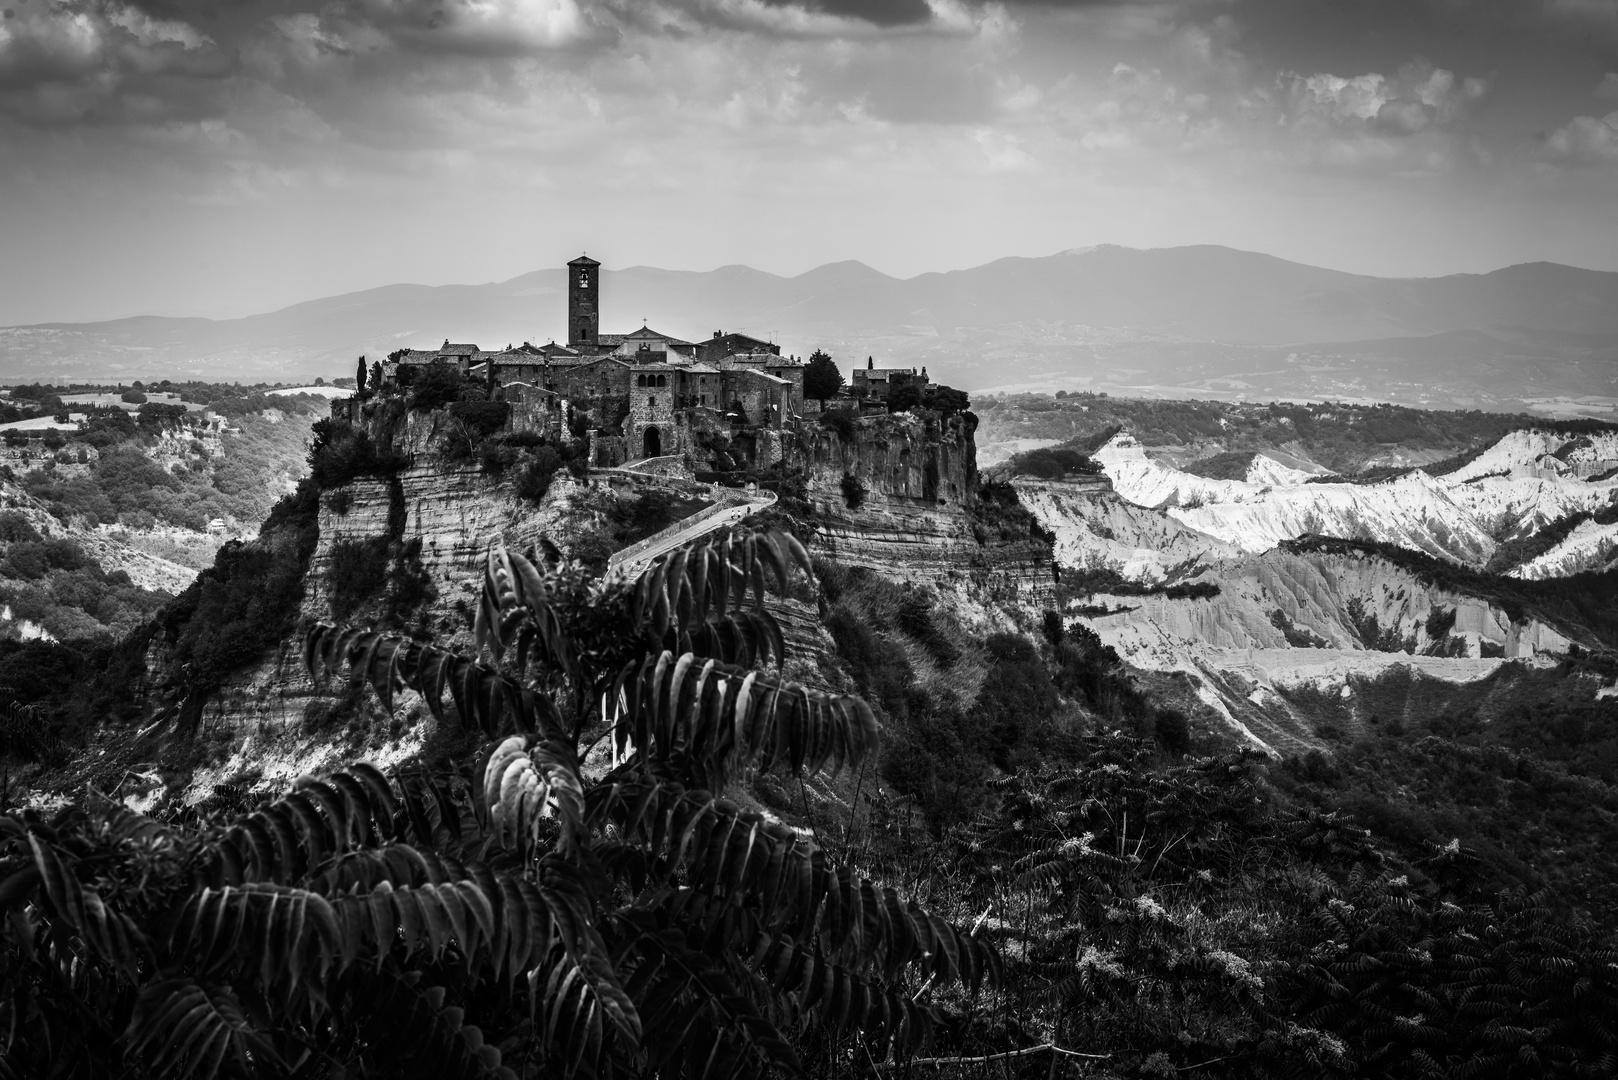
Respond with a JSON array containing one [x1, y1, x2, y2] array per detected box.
[[2, 391, 1616, 1077], [0, 530, 1002, 1079]]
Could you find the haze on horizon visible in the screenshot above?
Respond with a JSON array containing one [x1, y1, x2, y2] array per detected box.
[[3, 0, 1618, 327]]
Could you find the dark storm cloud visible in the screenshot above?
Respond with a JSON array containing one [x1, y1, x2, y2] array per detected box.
[[753, 0, 934, 27], [0, 0, 617, 128]]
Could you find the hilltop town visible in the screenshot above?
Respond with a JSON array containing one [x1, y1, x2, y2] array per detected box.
[[364, 255, 936, 474]]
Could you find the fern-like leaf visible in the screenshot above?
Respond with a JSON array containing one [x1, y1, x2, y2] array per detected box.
[[305, 623, 563, 737], [613, 650, 876, 789], [124, 979, 281, 1080]]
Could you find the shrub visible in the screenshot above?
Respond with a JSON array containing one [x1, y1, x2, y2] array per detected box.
[[841, 472, 867, 509], [327, 537, 390, 620], [975, 632, 1060, 768], [819, 411, 857, 442], [308, 418, 409, 489], [921, 384, 970, 418], [0, 511, 41, 544], [448, 399, 510, 439], [608, 490, 687, 545], [1425, 605, 1458, 639], [1154, 706, 1192, 754], [886, 382, 922, 413], [406, 364, 465, 411], [514, 445, 564, 504], [4, 543, 50, 580], [1009, 445, 1104, 479]]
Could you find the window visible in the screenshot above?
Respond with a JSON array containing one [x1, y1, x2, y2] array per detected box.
[[649, 396, 656, 408]]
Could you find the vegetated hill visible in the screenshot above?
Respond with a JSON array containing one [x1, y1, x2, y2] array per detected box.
[[4, 383, 1618, 1077], [0, 382, 326, 646], [6, 245, 1618, 409], [976, 392, 1593, 470]]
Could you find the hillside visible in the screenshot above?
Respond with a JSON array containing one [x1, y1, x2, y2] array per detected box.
[[4, 383, 1618, 1078], [0, 383, 326, 645], [6, 246, 1618, 411]]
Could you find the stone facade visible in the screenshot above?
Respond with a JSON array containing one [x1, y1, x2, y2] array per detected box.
[[852, 361, 928, 402], [373, 254, 852, 473]]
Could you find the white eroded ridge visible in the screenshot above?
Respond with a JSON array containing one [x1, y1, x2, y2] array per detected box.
[[1092, 431, 1618, 567]]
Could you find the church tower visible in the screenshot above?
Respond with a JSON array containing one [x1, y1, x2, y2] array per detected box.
[[567, 255, 600, 347]]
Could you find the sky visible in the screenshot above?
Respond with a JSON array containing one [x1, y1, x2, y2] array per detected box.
[[2, 0, 1617, 325]]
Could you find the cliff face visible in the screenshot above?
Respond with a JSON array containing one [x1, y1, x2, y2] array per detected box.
[[1011, 478, 1235, 583], [136, 460, 607, 806], [799, 412, 1054, 608]]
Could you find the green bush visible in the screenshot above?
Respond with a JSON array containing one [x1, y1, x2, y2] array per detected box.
[[163, 483, 320, 704], [0, 511, 41, 544], [886, 382, 922, 413], [327, 537, 391, 621], [840, 472, 866, 509], [308, 418, 409, 489], [448, 398, 510, 440], [974, 632, 1060, 768], [1009, 444, 1103, 479], [819, 411, 857, 442], [920, 384, 970, 417], [406, 364, 466, 411], [514, 446, 564, 504]]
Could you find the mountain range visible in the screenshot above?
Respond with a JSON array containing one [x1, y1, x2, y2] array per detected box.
[[5, 245, 1617, 412]]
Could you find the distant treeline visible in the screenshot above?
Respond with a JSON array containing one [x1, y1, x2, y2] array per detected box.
[[978, 393, 1617, 475]]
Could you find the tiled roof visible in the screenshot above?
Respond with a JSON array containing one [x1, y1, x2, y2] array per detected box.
[[620, 326, 694, 346], [440, 343, 480, 354]]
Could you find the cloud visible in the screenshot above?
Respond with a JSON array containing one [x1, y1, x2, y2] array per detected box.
[[1544, 110, 1618, 163], [1282, 61, 1486, 135], [1597, 72, 1618, 100], [758, 0, 935, 26]]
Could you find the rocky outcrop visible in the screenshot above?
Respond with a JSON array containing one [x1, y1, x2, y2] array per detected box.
[[1095, 431, 1618, 567], [1011, 477, 1235, 582], [1512, 518, 1618, 579], [800, 412, 1054, 606]]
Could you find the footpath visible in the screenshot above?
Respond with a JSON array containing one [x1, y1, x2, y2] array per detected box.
[[606, 486, 778, 575]]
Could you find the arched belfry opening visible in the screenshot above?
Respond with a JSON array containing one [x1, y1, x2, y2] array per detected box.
[[643, 425, 662, 458], [568, 255, 600, 348]]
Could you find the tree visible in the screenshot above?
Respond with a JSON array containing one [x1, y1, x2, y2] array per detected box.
[[356, 356, 368, 395], [802, 351, 843, 402], [920, 385, 969, 418], [0, 530, 997, 1079], [120, 389, 148, 405], [885, 383, 922, 414]]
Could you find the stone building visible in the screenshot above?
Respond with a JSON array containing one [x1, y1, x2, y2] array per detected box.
[[851, 358, 928, 402], [376, 252, 881, 471]]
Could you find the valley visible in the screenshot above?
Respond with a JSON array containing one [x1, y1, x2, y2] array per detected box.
[[4, 376, 1618, 1078]]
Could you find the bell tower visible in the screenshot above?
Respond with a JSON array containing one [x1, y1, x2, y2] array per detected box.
[[567, 255, 600, 348]]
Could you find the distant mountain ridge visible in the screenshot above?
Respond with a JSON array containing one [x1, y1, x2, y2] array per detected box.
[[5, 245, 1617, 411]]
